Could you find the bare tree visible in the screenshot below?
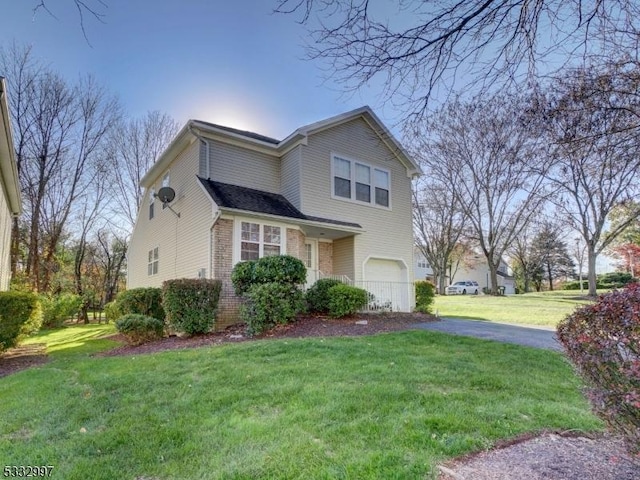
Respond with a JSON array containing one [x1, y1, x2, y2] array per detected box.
[[275, 0, 640, 122], [412, 179, 466, 294], [2, 45, 120, 292], [536, 60, 640, 296], [416, 92, 549, 293], [107, 111, 179, 230], [510, 223, 543, 294], [31, 1, 107, 43]]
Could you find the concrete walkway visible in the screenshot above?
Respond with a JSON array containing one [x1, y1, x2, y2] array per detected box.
[[412, 317, 563, 351]]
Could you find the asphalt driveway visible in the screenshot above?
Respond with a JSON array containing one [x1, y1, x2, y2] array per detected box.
[[412, 317, 563, 351]]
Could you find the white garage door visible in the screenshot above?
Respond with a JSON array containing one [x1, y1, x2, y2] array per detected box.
[[363, 258, 409, 312]]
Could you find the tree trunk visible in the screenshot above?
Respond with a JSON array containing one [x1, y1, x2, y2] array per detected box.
[[587, 245, 598, 297], [488, 262, 500, 294], [547, 263, 554, 291]]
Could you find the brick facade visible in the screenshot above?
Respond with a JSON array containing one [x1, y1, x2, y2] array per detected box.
[[286, 228, 306, 261], [212, 218, 240, 330]]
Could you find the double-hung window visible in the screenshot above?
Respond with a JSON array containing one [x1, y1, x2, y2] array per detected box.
[[332, 155, 390, 208], [241, 222, 281, 261], [147, 247, 159, 275]]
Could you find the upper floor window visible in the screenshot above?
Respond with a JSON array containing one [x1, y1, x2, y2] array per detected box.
[[241, 222, 281, 261], [417, 260, 429, 269], [332, 154, 390, 208]]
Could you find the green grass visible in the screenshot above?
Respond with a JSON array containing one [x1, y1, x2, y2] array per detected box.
[[0, 325, 601, 479], [22, 323, 119, 358], [433, 291, 597, 327]]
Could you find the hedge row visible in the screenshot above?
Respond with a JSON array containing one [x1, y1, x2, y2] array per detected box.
[[111, 279, 222, 344], [0, 292, 43, 351]]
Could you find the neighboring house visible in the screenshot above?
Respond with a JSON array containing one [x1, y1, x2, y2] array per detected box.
[[0, 78, 21, 291], [128, 106, 422, 326], [450, 256, 516, 294], [414, 247, 434, 282]]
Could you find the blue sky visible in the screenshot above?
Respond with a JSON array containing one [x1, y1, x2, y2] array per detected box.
[[0, 0, 393, 139]]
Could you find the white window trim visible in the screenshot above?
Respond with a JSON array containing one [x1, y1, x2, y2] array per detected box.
[[330, 152, 391, 209], [147, 246, 159, 276], [232, 217, 288, 265]]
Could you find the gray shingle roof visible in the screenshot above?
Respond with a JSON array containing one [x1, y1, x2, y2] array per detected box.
[[193, 121, 280, 145], [197, 177, 361, 229]]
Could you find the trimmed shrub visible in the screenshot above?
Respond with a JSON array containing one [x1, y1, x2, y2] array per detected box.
[[306, 278, 343, 314], [557, 284, 640, 453], [415, 281, 435, 314], [252, 255, 307, 286], [40, 293, 82, 328], [116, 288, 164, 321], [231, 260, 256, 295], [241, 283, 305, 336], [115, 314, 165, 346], [104, 301, 122, 323], [0, 292, 43, 351], [327, 284, 368, 318], [162, 279, 222, 335]]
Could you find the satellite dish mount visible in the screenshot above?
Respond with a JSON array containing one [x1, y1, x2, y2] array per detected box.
[[155, 186, 180, 218]]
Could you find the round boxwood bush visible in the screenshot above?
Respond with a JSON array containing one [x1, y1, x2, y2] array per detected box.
[[241, 283, 305, 336], [0, 292, 43, 351], [327, 284, 369, 318], [231, 260, 257, 295], [306, 278, 343, 314], [115, 314, 165, 346]]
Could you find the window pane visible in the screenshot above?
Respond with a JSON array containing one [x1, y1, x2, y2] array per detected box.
[[304, 243, 312, 268], [153, 247, 159, 260], [263, 244, 281, 257], [334, 157, 350, 178], [356, 182, 371, 202], [152, 261, 158, 275], [241, 242, 259, 261], [374, 169, 389, 189], [375, 187, 389, 207], [356, 163, 370, 183], [148, 250, 153, 263], [148, 263, 153, 276], [334, 177, 351, 198], [264, 226, 281, 244], [149, 202, 154, 219], [242, 222, 260, 242]]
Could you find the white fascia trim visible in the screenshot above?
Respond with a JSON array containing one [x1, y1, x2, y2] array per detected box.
[[219, 207, 365, 235], [141, 123, 196, 188], [0, 78, 21, 214]]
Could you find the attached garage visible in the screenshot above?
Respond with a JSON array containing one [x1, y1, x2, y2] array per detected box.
[[363, 257, 410, 312]]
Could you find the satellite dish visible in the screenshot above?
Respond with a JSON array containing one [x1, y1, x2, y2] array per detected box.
[[157, 186, 175, 204]]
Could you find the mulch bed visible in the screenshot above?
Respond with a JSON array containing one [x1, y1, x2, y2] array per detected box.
[[0, 343, 50, 378], [98, 312, 434, 357], [0, 313, 434, 376]]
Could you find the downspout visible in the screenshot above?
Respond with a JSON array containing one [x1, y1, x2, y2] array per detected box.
[[188, 124, 210, 178]]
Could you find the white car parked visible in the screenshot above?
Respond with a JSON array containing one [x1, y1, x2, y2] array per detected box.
[[446, 280, 480, 295]]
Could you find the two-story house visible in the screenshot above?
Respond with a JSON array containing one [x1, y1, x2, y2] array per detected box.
[[127, 107, 422, 326], [0, 77, 21, 291]]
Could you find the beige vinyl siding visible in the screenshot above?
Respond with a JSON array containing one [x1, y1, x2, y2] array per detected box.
[[280, 145, 302, 209], [299, 118, 414, 283], [0, 181, 11, 290], [332, 236, 355, 281], [205, 139, 280, 193], [128, 141, 213, 288]]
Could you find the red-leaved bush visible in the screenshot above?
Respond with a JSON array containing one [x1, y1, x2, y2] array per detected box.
[[557, 284, 640, 453]]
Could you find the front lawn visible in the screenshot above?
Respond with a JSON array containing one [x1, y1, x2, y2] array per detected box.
[[0, 325, 601, 479], [433, 291, 595, 327]]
